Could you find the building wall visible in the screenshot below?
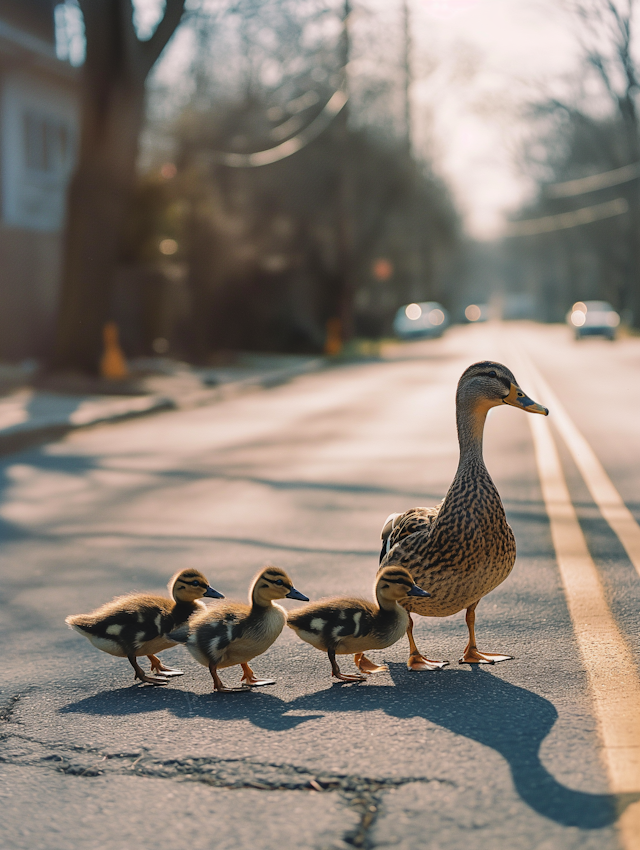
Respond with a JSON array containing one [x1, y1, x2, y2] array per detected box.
[[0, 224, 61, 359], [0, 27, 78, 361]]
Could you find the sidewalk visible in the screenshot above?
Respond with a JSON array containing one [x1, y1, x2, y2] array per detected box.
[[0, 354, 323, 456]]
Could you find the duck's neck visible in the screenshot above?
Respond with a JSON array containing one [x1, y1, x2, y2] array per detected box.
[[171, 598, 199, 625], [456, 397, 490, 466], [376, 594, 403, 616], [250, 594, 272, 613]]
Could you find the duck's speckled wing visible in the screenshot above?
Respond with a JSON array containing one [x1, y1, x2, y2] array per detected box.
[[288, 600, 378, 650], [66, 595, 176, 656], [380, 506, 440, 563], [189, 608, 250, 665]]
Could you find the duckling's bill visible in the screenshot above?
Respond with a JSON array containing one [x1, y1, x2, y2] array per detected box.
[[204, 585, 225, 598], [407, 584, 430, 598], [285, 587, 309, 601], [502, 383, 548, 415]]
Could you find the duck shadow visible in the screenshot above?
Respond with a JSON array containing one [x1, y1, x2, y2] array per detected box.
[[61, 665, 632, 830], [60, 685, 322, 732], [293, 664, 628, 830]]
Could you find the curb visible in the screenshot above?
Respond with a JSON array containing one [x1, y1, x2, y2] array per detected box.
[[0, 357, 324, 457]]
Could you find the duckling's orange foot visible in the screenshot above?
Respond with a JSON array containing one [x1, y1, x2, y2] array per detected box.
[[332, 671, 367, 683], [136, 672, 169, 686], [408, 653, 449, 671], [354, 653, 387, 674], [459, 648, 513, 664], [147, 656, 184, 677], [242, 676, 276, 687], [240, 663, 276, 687]]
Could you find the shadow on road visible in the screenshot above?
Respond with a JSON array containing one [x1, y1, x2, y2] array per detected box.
[[62, 664, 629, 830]]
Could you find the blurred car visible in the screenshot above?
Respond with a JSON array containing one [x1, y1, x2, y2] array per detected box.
[[464, 303, 491, 323], [567, 301, 620, 340], [393, 302, 449, 339]]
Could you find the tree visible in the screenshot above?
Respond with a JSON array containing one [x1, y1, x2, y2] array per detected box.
[[53, 0, 186, 374]]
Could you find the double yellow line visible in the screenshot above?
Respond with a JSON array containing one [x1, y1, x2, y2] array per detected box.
[[514, 350, 640, 849]]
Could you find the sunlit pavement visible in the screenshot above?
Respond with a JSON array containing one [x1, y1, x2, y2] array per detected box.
[[1, 321, 639, 850]]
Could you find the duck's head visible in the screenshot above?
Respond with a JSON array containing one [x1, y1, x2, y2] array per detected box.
[[169, 569, 224, 603], [251, 565, 309, 606], [457, 361, 548, 416], [375, 566, 430, 604]]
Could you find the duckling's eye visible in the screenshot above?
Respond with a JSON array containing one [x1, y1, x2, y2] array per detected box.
[[489, 370, 496, 377], [190, 581, 201, 587], [274, 579, 284, 586]]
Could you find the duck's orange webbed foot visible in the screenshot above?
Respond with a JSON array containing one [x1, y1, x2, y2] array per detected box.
[[333, 670, 367, 682], [459, 647, 513, 665], [129, 656, 169, 686], [329, 649, 366, 682], [148, 655, 184, 677], [240, 662, 276, 687], [408, 653, 449, 671], [354, 653, 387, 674], [405, 613, 448, 671], [209, 663, 250, 693]]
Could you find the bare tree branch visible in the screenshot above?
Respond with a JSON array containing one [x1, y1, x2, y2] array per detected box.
[[140, 0, 187, 78]]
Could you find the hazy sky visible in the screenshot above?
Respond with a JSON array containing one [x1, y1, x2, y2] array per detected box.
[[133, 0, 584, 239], [410, 0, 581, 238]]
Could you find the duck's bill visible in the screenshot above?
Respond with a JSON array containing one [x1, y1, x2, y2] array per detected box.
[[204, 586, 225, 599], [286, 587, 309, 601], [502, 383, 548, 415], [407, 584, 431, 598]]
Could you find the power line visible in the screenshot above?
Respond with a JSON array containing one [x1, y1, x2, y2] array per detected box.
[[505, 197, 629, 237], [208, 90, 348, 168], [545, 162, 640, 198]]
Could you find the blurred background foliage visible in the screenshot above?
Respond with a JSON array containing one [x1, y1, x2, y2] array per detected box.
[[115, 0, 461, 360]]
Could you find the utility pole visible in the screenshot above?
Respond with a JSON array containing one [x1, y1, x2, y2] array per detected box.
[[401, 0, 423, 303], [328, 0, 355, 352]]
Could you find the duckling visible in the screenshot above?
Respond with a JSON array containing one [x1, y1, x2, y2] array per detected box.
[[65, 569, 224, 685], [369, 361, 548, 672], [169, 565, 308, 692], [286, 566, 430, 682]]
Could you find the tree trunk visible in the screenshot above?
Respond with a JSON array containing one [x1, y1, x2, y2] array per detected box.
[[52, 0, 185, 374], [54, 87, 145, 373]]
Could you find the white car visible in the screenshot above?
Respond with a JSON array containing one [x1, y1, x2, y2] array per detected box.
[[567, 301, 620, 340], [393, 302, 449, 339]]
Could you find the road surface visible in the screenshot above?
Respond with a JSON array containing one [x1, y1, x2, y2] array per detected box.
[[1, 321, 639, 850]]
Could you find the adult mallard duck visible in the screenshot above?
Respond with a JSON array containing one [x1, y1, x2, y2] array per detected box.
[[66, 569, 224, 685], [169, 565, 308, 692], [287, 565, 430, 682], [371, 361, 548, 671]]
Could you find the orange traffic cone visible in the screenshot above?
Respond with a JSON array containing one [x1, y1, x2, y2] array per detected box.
[[100, 322, 129, 380], [324, 317, 342, 356]]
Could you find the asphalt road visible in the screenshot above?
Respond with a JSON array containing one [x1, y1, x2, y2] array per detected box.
[[1, 321, 639, 850]]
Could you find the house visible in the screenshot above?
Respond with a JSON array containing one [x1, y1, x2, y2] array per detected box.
[[0, 0, 78, 361]]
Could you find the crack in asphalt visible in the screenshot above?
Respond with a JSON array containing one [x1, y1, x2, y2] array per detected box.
[[0, 725, 454, 849], [0, 693, 23, 724]]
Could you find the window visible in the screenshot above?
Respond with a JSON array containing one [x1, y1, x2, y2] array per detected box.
[[23, 111, 71, 174]]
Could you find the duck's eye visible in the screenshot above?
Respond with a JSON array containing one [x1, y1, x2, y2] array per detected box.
[[489, 370, 496, 377], [191, 581, 201, 587], [274, 579, 284, 586]]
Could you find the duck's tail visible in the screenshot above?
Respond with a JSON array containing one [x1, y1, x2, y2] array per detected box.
[[380, 512, 401, 563], [65, 614, 97, 634]]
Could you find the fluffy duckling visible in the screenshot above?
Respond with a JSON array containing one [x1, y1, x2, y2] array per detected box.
[[169, 565, 308, 692], [286, 566, 430, 682], [65, 569, 224, 685]]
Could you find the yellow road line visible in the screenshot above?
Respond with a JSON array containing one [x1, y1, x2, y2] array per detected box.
[[520, 350, 640, 581], [513, 356, 640, 850]]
